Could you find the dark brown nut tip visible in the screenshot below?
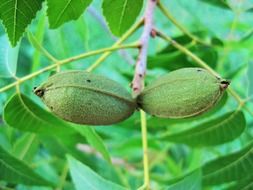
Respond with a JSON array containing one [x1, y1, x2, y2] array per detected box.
[[220, 80, 230, 90], [34, 88, 44, 97]]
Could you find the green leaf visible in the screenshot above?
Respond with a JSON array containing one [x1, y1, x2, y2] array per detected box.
[[4, 93, 111, 163], [157, 32, 207, 54], [46, 0, 93, 29], [30, 11, 47, 72], [199, 0, 230, 9], [0, 145, 52, 186], [0, 35, 20, 78], [202, 142, 253, 185], [160, 111, 246, 146], [0, 0, 43, 46], [67, 155, 127, 190], [73, 126, 111, 163], [3, 93, 75, 135], [12, 133, 38, 162], [225, 63, 247, 79], [102, 0, 143, 36], [148, 45, 217, 70], [166, 170, 202, 190], [227, 176, 253, 190], [40, 134, 94, 167], [27, 32, 53, 61], [0, 125, 13, 150]]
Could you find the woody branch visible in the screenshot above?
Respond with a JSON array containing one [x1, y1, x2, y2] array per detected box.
[[132, 0, 157, 97]]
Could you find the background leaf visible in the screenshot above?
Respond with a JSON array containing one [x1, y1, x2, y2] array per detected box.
[[73, 126, 111, 163], [3, 93, 111, 164], [160, 111, 246, 146], [166, 170, 202, 190], [0, 0, 43, 46], [0, 35, 20, 78], [46, 0, 93, 29], [199, 0, 230, 9], [227, 176, 253, 190], [67, 155, 127, 190], [102, 0, 143, 36], [147, 44, 217, 70], [3, 93, 76, 135], [202, 142, 253, 185], [11, 133, 38, 162], [0, 145, 52, 186]]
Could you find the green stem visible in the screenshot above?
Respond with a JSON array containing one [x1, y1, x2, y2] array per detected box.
[[0, 43, 138, 93], [55, 162, 69, 190], [156, 30, 218, 76], [87, 19, 144, 72], [158, 2, 209, 46], [138, 110, 150, 190]]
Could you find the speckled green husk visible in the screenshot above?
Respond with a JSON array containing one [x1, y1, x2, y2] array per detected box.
[[138, 68, 229, 118], [34, 71, 136, 125]]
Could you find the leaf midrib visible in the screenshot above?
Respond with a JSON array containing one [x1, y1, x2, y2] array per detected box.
[[203, 146, 253, 179], [19, 134, 36, 160], [0, 157, 43, 184], [118, 0, 128, 35], [13, 0, 18, 45], [165, 111, 240, 141], [54, 0, 72, 27]]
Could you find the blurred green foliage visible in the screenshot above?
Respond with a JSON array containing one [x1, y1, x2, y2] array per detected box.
[[0, 0, 253, 190]]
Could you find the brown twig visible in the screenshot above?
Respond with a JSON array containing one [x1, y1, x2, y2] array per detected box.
[[132, 0, 157, 97]]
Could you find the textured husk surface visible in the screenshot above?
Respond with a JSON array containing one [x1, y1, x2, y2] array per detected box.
[[138, 68, 224, 118], [37, 71, 136, 125]]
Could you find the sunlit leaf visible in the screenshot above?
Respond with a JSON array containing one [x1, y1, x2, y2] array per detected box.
[[0, 0, 43, 46], [160, 111, 246, 146], [0, 145, 53, 186], [102, 0, 143, 36], [46, 0, 92, 29], [0, 35, 20, 78], [67, 155, 127, 190]]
